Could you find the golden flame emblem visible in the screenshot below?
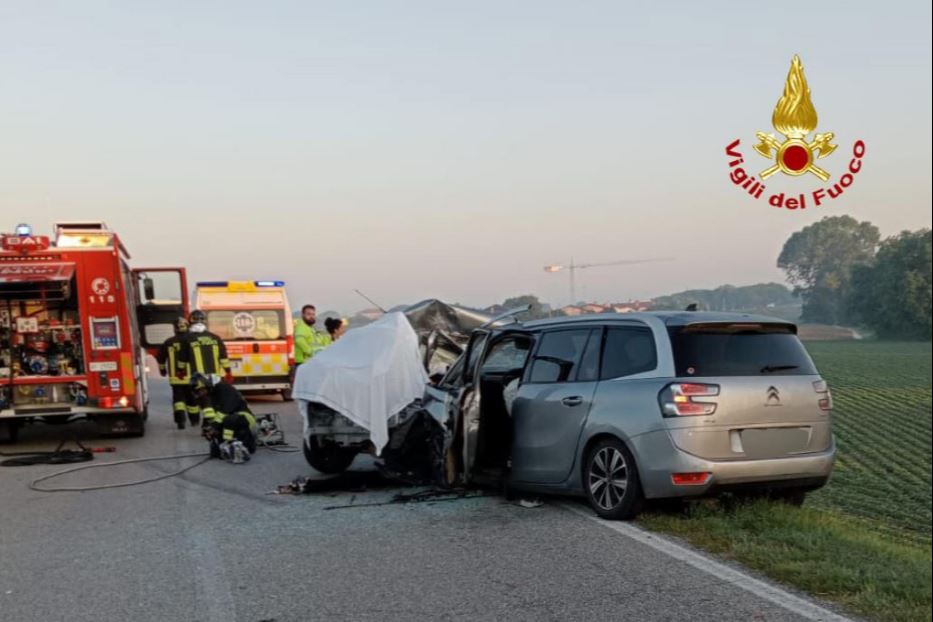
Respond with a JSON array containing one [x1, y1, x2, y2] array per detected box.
[[754, 55, 836, 181]]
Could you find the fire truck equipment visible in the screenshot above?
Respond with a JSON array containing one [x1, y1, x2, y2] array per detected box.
[[1, 221, 188, 443]]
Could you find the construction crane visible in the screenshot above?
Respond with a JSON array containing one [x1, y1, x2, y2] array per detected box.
[[543, 257, 672, 306]]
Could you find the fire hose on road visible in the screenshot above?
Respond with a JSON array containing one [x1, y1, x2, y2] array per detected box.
[[5, 413, 300, 492]]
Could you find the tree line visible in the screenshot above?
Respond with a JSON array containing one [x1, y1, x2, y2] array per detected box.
[[778, 216, 932, 339]]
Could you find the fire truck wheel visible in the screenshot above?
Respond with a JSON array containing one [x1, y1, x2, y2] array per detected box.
[[127, 413, 146, 438], [0, 421, 21, 444]]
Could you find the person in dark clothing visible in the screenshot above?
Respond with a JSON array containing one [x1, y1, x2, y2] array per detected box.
[[186, 310, 234, 424], [156, 317, 197, 429], [186, 310, 233, 379], [190, 373, 257, 461]]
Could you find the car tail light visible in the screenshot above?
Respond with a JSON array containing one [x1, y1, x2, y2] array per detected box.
[[813, 379, 833, 411], [659, 383, 719, 417], [672, 472, 712, 486]]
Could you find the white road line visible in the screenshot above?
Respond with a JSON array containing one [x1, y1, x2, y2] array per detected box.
[[560, 502, 853, 622]]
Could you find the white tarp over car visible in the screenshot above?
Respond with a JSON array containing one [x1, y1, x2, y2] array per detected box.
[[292, 312, 429, 453]]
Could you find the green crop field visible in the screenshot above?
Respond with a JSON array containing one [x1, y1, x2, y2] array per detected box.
[[807, 341, 932, 546], [640, 340, 933, 622]]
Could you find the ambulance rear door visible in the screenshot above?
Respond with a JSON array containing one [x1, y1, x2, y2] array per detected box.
[[131, 267, 189, 350]]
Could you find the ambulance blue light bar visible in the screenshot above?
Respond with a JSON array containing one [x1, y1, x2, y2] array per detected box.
[[255, 280, 285, 287]]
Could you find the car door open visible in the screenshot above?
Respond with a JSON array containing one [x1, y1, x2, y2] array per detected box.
[[510, 327, 601, 484]]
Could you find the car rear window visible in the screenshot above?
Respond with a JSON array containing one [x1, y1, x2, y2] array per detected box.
[[668, 323, 817, 377]]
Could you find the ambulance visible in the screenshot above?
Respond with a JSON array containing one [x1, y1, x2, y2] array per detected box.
[[0, 222, 188, 442], [194, 280, 294, 399]]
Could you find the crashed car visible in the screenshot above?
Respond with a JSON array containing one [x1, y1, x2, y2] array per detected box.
[[424, 311, 835, 519], [297, 306, 836, 520], [292, 300, 496, 477]]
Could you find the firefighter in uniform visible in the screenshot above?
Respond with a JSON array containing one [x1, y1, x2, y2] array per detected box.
[[156, 317, 195, 429], [185, 309, 233, 423], [190, 373, 257, 462]]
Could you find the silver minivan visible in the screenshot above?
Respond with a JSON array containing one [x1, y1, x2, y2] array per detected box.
[[424, 311, 836, 519]]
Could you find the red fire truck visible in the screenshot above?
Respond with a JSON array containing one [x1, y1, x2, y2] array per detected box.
[[0, 222, 188, 443]]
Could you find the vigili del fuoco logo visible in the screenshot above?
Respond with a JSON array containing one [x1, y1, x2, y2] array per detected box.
[[725, 55, 866, 210]]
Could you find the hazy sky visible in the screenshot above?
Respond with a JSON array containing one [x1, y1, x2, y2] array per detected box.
[[2, 1, 930, 313]]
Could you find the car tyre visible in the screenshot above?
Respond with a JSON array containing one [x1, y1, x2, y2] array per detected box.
[[584, 437, 643, 520], [303, 435, 357, 474]]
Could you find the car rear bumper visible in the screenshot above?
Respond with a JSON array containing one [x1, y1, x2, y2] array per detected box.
[[632, 429, 836, 499]]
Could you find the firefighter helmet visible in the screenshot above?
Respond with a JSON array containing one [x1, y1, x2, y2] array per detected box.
[[189, 309, 207, 324]]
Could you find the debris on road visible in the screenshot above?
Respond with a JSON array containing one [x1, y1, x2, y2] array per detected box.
[[323, 488, 489, 511]]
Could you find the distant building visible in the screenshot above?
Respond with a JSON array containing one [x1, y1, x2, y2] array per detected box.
[[558, 300, 654, 316], [611, 300, 653, 313]]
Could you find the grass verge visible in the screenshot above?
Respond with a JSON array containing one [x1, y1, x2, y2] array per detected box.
[[638, 341, 932, 621], [639, 500, 932, 622]]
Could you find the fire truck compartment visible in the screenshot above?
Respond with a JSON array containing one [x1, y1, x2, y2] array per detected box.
[[2, 222, 189, 443], [1, 264, 89, 413]]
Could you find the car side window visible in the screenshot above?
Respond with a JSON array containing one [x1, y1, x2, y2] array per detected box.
[[528, 329, 591, 383], [600, 326, 657, 379], [482, 339, 531, 372], [576, 328, 602, 382]]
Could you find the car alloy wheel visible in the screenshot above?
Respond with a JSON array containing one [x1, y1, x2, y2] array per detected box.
[[588, 446, 628, 511]]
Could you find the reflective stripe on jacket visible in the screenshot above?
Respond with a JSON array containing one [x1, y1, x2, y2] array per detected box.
[[156, 334, 190, 385], [187, 332, 230, 375]]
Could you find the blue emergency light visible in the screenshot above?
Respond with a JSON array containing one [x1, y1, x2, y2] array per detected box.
[[15, 223, 32, 236], [255, 280, 285, 287]]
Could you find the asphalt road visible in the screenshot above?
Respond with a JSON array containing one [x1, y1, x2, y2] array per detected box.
[[1, 378, 844, 622]]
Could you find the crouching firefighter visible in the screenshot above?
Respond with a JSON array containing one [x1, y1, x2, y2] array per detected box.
[[190, 373, 257, 463], [156, 317, 197, 429]]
